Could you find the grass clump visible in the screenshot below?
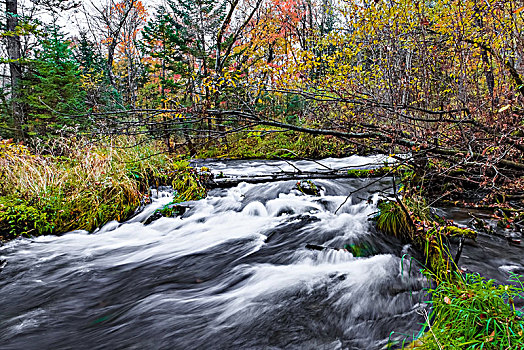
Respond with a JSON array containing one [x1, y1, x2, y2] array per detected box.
[[170, 165, 210, 202], [408, 272, 524, 349], [376, 200, 413, 240], [0, 138, 205, 240]]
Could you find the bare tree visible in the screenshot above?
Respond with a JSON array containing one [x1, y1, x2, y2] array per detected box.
[[85, 0, 138, 88], [5, 0, 23, 140]]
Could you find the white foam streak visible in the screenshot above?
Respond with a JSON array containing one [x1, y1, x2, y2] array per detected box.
[[211, 255, 396, 324]]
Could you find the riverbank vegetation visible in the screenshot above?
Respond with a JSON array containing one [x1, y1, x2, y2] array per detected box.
[[0, 138, 207, 240], [196, 129, 350, 159], [415, 272, 524, 349], [2, 0, 522, 204], [375, 177, 524, 349]]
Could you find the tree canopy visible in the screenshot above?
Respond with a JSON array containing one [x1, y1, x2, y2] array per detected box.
[[1, 0, 523, 200]]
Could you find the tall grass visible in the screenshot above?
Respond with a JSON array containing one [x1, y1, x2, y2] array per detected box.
[[408, 272, 524, 349], [0, 137, 203, 239]]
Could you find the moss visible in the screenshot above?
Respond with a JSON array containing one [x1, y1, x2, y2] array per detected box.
[[347, 167, 393, 178], [157, 203, 187, 218], [344, 242, 375, 257], [444, 226, 477, 239], [295, 180, 321, 196]]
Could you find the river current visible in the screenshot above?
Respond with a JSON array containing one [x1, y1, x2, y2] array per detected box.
[[0, 156, 522, 349]]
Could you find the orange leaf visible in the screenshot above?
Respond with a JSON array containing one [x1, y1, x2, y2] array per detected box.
[[486, 330, 495, 342]]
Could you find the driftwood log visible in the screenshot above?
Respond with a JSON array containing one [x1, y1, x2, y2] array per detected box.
[[205, 170, 390, 189]]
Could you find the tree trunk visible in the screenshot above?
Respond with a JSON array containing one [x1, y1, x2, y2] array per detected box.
[[107, 41, 117, 87], [6, 0, 24, 140]]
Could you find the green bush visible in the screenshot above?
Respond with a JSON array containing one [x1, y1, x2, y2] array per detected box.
[[0, 196, 52, 237]]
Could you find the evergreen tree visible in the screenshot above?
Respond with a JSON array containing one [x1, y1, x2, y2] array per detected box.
[[73, 32, 123, 112], [166, 0, 228, 77], [140, 6, 191, 108], [17, 24, 86, 138]]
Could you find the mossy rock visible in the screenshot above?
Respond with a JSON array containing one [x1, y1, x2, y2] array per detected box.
[[295, 180, 321, 196], [158, 203, 187, 218], [343, 242, 375, 257], [444, 226, 477, 239], [144, 202, 188, 225]]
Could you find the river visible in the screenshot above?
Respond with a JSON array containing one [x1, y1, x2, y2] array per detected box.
[[0, 156, 522, 349]]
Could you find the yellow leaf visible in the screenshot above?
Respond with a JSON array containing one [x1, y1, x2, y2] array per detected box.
[[498, 105, 511, 113]]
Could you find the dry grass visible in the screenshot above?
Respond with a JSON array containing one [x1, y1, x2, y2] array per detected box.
[[0, 137, 193, 239]]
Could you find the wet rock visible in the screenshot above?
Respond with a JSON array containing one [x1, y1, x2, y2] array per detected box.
[[295, 180, 322, 196], [506, 232, 522, 245], [144, 204, 188, 225], [144, 211, 164, 225]]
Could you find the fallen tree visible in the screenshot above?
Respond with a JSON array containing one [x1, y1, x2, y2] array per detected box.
[[79, 97, 523, 211]]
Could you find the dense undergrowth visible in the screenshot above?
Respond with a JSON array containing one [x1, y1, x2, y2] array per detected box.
[[375, 172, 524, 349], [0, 138, 207, 240], [196, 129, 352, 159]]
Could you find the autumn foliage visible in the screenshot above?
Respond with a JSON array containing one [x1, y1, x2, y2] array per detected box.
[[1, 0, 523, 202]]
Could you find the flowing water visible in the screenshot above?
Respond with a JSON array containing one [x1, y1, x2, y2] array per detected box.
[[0, 156, 522, 350]]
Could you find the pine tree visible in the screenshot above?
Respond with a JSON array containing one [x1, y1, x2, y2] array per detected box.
[[140, 6, 191, 108], [166, 0, 228, 77], [73, 32, 123, 112], [17, 24, 86, 138]]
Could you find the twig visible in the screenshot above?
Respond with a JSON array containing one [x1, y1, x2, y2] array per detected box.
[[418, 308, 444, 350], [334, 167, 397, 214]]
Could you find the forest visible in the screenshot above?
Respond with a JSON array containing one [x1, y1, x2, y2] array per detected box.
[[1, 0, 524, 349]]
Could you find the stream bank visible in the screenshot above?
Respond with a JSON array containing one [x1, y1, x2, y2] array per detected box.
[[0, 156, 522, 349]]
